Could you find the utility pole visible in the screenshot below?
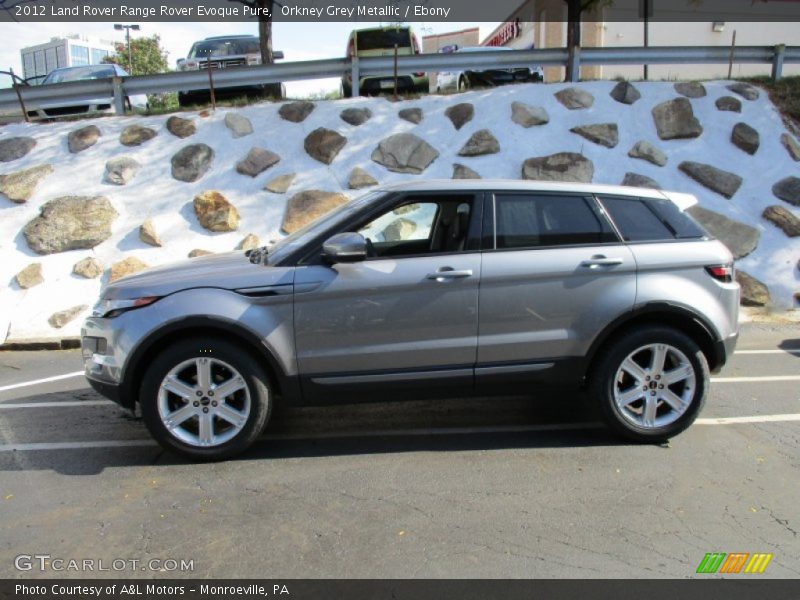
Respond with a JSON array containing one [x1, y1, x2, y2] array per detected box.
[[113, 23, 140, 74]]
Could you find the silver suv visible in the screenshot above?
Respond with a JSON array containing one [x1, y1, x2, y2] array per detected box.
[[82, 181, 739, 460]]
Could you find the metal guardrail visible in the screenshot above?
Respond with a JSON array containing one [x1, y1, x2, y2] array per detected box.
[[2, 44, 797, 116]]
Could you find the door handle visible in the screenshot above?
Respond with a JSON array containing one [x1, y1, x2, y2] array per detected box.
[[426, 268, 473, 281], [580, 256, 623, 269]]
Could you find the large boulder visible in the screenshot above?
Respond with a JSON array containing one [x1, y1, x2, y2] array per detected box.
[[188, 249, 213, 258], [652, 98, 703, 140], [762, 205, 800, 237], [715, 96, 742, 113], [279, 100, 315, 123], [224, 112, 253, 138], [678, 161, 742, 199], [570, 123, 619, 148], [304, 128, 347, 165], [686, 205, 759, 258], [67, 125, 100, 153], [72, 257, 103, 279], [166, 116, 196, 138], [120, 124, 157, 146], [383, 218, 416, 242], [264, 173, 296, 194], [237, 233, 261, 251], [104, 156, 141, 185], [15, 263, 43, 289], [139, 218, 162, 247], [452, 164, 481, 179], [399, 107, 423, 124], [555, 87, 594, 109], [628, 140, 667, 167], [736, 271, 770, 307], [348, 167, 378, 189], [371, 133, 439, 174], [610, 81, 641, 104], [458, 129, 500, 156], [771, 176, 800, 206], [235, 147, 280, 177], [731, 122, 760, 155], [674, 81, 706, 98], [282, 190, 348, 234], [340, 107, 372, 126], [445, 103, 474, 130], [193, 191, 240, 232], [511, 101, 549, 127], [109, 257, 149, 283], [780, 133, 800, 161], [521, 152, 593, 183], [0, 164, 53, 203], [171, 144, 214, 182], [0, 137, 36, 162], [622, 172, 660, 189], [24, 196, 117, 255], [727, 82, 760, 101], [48, 305, 88, 328]]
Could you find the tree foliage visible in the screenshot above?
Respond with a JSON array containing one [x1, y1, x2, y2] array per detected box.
[[103, 34, 169, 76]]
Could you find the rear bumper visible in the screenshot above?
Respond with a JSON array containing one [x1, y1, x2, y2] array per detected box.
[[713, 331, 739, 373]]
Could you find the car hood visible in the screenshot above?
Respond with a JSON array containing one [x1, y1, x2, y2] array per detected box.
[[103, 251, 294, 300]]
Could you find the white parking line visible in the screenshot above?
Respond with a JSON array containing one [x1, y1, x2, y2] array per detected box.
[[0, 400, 109, 409], [735, 349, 800, 355], [0, 413, 798, 452], [0, 371, 84, 393], [711, 375, 800, 383]]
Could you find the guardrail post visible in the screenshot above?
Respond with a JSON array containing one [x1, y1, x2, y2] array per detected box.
[[112, 76, 125, 115], [351, 56, 359, 97], [772, 44, 786, 81], [568, 46, 581, 82]]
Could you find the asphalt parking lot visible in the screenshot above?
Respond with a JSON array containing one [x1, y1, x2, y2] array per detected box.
[[0, 322, 798, 579]]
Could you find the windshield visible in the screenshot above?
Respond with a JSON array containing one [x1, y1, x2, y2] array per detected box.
[[44, 65, 118, 83], [356, 29, 411, 51], [267, 190, 386, 264], [188, 38, 260, 58]]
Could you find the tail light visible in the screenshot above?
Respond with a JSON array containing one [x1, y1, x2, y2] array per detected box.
[[346, 38, 355, 59], [414, 72, 425, 77], [412, 34, 421, 54], [705, 264, 734, 283]]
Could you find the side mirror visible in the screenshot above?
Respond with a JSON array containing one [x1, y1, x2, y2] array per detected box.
[[322, 232, 367, 264]]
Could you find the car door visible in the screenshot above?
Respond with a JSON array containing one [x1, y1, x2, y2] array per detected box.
[[293, 193, 483, 403], [476, 192, 636, 389]]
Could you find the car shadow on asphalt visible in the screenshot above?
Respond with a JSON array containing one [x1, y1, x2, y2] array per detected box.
[[0, 389, 641, 475]]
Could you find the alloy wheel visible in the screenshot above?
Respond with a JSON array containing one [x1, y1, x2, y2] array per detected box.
[[612, 343, 696, 429], [157, 357, 251, 447]]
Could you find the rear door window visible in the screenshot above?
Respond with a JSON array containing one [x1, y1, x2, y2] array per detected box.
[[599, 196, 706, 242], [493, 194, 617, 249]]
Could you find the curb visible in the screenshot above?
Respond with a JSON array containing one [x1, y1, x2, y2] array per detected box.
[[0, 338, 81, 351]]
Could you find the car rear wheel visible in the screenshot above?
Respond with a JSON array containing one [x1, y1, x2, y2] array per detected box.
[[590, 326, 708, 442], [140, 337, 272, 460], [458, 75, 470, 92]]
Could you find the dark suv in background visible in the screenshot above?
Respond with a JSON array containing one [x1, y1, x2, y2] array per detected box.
[[83, 181, 739, 460]]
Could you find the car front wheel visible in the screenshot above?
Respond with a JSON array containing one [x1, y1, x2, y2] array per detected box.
[[591, 326, 708, 442], [140, 337, 272, 460]]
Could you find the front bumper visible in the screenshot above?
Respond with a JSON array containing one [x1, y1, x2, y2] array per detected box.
[[82, 319, 132, 408], [27, 101, 113, 120]]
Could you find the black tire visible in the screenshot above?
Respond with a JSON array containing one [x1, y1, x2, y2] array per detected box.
[[590, 326, 709, 443], [140, 337, 272, 461], [458, 75, 470, 92]]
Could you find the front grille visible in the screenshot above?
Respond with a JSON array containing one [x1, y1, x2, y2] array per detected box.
[[202, 59, 247, 70], [43, 105, 89, 116]]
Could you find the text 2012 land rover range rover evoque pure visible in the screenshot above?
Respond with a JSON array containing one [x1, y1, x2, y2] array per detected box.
[[82, 181, 740, 460]]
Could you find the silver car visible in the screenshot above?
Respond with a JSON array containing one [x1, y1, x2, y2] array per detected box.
[[82, 181, 739, 460]]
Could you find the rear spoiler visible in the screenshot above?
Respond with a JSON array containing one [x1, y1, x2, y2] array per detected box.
[[659, 190, 698, 211]]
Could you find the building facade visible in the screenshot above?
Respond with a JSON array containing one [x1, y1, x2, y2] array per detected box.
[[21, 35, 116, 83], [481, 0, 800, 82]]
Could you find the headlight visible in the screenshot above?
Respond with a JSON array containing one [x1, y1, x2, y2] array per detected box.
[[92, 296, 160, 318]]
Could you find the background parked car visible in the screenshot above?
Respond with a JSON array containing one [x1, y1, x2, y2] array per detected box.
[[436, 46, 544, 93], [341, 26, 428, 97], [176, 35, 285, 106], [25, 64, 147, 120]]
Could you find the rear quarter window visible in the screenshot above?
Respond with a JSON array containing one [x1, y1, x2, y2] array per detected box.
[[599, 196, 706, 242]]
